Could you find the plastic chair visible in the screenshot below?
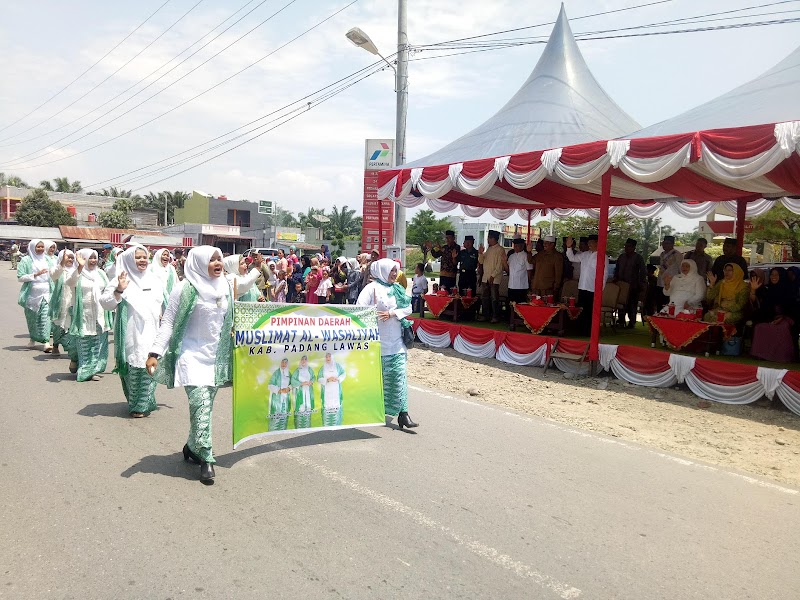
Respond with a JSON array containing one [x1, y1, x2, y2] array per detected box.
[[600, 282, 620, 332]]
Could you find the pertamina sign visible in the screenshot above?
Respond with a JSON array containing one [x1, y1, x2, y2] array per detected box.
[[364, 139, 395, 170]]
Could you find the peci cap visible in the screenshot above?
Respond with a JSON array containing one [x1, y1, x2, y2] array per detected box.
[[663, 235, 675, 243], [445, 230, 455, 237], [464, 235, 474, 241], [625, 238, 637, 246], [588, 234, 599, 242], [579, 236, 588, 243], [512, 238, 525, 246], [543, 235, 556, 243], [724, 237, 737, 245], [488, 230, 500, 240]]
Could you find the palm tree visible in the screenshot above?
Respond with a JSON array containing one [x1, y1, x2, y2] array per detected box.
[[40, 177, 82, 193], [297, 208, 328, 230], [0, 173, 29, 187], [273, 206, 298, 227], [328, 205, 361, 238]]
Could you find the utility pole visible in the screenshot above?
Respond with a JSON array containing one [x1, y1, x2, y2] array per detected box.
[[395, 0, 408, 263]]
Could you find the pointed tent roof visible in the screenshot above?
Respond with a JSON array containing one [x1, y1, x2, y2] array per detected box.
[[405, 4, 641, 168], [629, 43, 800, 138]]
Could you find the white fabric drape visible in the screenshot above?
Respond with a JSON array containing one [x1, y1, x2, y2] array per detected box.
[[489, 208, 515, 220], [453, 335, 496, 358], [396, 194, 426, 208], [757, 367, 788, 401], [684, 374, 766, 404], [427, 198, 457, 212], [776, 381, 800, 416], [416, 328, 451, 348], [496, 343, 548, 366], [584, 206, 621, 219], [617, 143, 692, 183], [461, 205, 488, 217], [668, 354, 696, 384], [625, 203, 666, 218]]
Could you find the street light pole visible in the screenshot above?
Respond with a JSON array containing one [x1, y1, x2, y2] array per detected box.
[[395, 0, 408, 263]]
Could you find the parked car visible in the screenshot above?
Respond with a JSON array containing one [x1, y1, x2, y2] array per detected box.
[[243, 247, 280, 260]]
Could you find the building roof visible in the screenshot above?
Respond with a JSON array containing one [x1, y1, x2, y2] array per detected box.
[[0, 225, 64, 241], [127, 234, 188, 247], [58, 226, 166, 242]]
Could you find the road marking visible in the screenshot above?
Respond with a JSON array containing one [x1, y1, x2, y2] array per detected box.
[[409, 384, 800, 496], [277, 444, 582, 599]]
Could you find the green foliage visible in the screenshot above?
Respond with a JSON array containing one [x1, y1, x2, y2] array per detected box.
[[142, 190, 189, 225], [14, 188, 77, 227], [0, 172, 29, 187], [406, 209, 455, 246], [40, 177, 82, 193], [745, 204, 800, 260], [327, 205, 362, 239], [273, 206, 298, 227], [98, 209, 133, 229], [405, 247, 423, 271]]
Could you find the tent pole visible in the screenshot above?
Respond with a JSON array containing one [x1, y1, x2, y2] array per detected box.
[[526, 210, 532, 244], [589, 171, 612, 362], [736, 198, 747, 257]]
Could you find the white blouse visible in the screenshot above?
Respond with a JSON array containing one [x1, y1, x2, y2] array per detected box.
[[151, 286, 228, 387], [66, 268, 110, 336], [356, 282, 412, 356], [101, 278, 164, 369]]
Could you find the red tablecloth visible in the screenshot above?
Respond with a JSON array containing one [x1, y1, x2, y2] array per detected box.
[[424, 294, 455, 317], [513, 304, 561, 334], [460, 296, 480, 310], [648, 315, 736, 350]]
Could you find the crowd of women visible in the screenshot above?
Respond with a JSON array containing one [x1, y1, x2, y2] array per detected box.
[[16, 240, 416, 485]]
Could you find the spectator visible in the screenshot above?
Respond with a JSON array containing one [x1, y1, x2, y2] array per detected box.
[[683, 238, 713, 281], [704, 263, 748, 324], [750, 267, 798, 362], [656, 235, 682, 311], [411, 262, 428, 314], [614, 238, 647, 328], [531, 235, 563, 298], [565, 234, 608, 336], [711, 238, 749, 281], [477, 230, 508, 323], [506, 238, 532, 304], [663, 260, 706, 311]]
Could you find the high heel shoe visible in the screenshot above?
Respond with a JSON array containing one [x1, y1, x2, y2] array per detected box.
[[182, 444, 201, 464], [200, 462, 215, 483], [397, 411, 419, 429]]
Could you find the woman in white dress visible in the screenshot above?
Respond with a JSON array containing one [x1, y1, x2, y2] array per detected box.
[[17, 239, 54, 351], [150, 248, 179, 304], [663, 259, 707, 311], [68, 249, 113, 382], [101, 244, 165, 417], [317, 353, 346, 427], [223, 254, 263, 302], [147, 246, 233, 483], [357, 258, 418, 429], [49, 249, 78, 365]]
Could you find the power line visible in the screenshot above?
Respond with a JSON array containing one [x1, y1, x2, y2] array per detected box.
[[3, 0, 361, 172], [0, 0, 173, 136], [0, 0, 206, 146], [86, 59, 390, 189], [0, 0, 279, 162]]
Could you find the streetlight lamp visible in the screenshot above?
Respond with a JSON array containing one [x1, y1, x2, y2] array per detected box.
[[345, 1, 408, 262]]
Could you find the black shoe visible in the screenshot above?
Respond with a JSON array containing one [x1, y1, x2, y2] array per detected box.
[[398, 411, 419, 429], [200, 462, 215, 483], [182, 444, 201, 465]]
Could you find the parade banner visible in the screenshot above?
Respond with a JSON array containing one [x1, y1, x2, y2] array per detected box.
[[232, 302, 385, 447]]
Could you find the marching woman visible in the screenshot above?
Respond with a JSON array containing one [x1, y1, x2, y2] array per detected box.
[[317, 352, 346, 426], [290, 355, 315, 429], [100, 245, 165, 417], [44, 240, 58, 266], [68, 249, 113, 382], [147, 246, 233, 484], [17, 239, 54, 351], [150, 248, 179, 304], [104, 247, 121, 281], [223, 254, 263, 302], [357, 258, 418, 429], [49, 249, 79, 366]]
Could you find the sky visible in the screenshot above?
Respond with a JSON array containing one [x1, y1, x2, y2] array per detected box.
[[0, 0, 798, 232]]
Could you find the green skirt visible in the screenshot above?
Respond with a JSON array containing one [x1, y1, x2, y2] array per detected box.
[[381, 352, 409, 417], [76, 331, 109, 382], [24, 300, 51, 344], [120, 366, 157, 414]]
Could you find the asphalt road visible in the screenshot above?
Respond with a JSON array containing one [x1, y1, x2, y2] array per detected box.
[[1, 265, 799, 600]]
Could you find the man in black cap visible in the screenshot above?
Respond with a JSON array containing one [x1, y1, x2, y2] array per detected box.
[[507, 238, 533, 304], [566, 234, 609, 336], [657, 235, 682, 311], [614, 238, 646, 328], [426, 230, 460, 292], [478, 230, 508, 323], [456, 235, 479, 295], [711, 237, 749, 281]]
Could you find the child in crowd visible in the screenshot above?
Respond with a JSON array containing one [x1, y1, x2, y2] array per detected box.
[[432, 283, 440, 294], [316, 267, 333, 304], [293, 281, 305, 303], [411, 262, 428, 315], [272, 270, 288, 303]]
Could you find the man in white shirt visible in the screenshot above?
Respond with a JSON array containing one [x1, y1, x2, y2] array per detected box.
[[566, 234, 609, 336], [507, 238, 532, 304]]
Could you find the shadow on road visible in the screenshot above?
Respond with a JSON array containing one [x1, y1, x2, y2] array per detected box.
[[78, 402, 173, 418], [33, 354, 66, 362], [14, 334, 30, 339], [46, 372, 76, 383], [120, 452, 198, 481], [3, 345, 35, 352]]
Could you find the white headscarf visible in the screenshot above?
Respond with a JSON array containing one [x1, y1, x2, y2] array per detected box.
[[77, 249, 100, 281], [223, 254, 242, 275], [323, 353, 340, 377], [28, 239, 50, 272], [184, 245, 228, 306], [56, 249, 76, 278], [370, 258, 397, 285], [348, 258, 359, 271], [336, 256, 348, 266], [44, 240, 57, 255], [149, 248, 173, 283], [118, 244, 158, 289]]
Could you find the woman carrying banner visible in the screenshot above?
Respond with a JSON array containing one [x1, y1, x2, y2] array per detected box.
[[268, 358, 292, 431], [223, 254, 263, 302], [67, 249, 113, 382], [17, 239, 54, 351], [317, 353, 346, 426], [101, 244, 165, 417], [290, 355, 315, 429], [150, 248, 178, 304], [357, 258, 418, 429], [49, 249, 79, 367], [146, 246, 233, 484]]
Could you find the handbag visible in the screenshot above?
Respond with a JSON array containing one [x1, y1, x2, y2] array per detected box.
[[402, 325, 415, 348]]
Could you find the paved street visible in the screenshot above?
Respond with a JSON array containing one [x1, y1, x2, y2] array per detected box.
[[1, 265, 799, 600]]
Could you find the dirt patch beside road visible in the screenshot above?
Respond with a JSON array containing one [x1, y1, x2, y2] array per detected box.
[[408, 346, 800, 488]]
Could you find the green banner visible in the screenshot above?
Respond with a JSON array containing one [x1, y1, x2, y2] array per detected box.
[[232, 302, 385, 447]]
